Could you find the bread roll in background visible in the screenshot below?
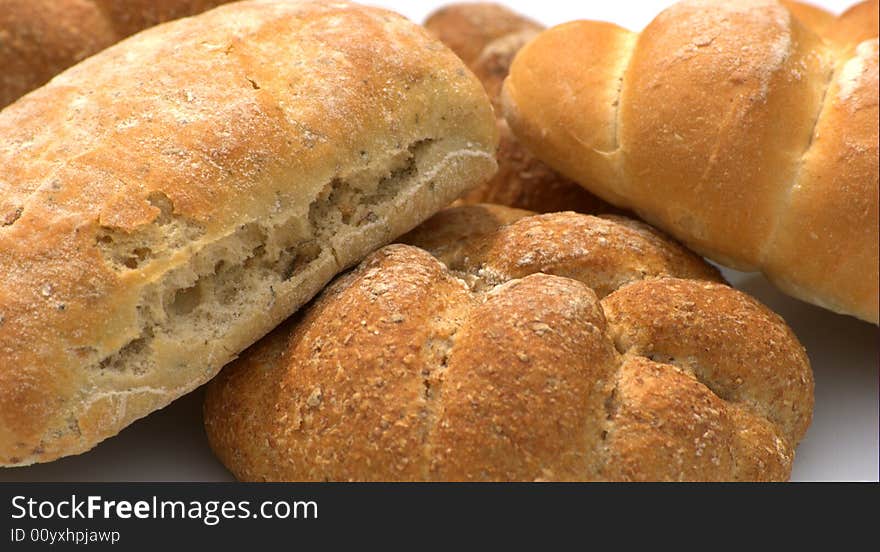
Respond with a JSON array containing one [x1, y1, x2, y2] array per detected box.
[[781, 0, 835, 36], [424, 3, 613, 214], [825, 0, 879, 51], [0, 0, 498, 466], [0, 0, 236, 109], [422, 2, 543, 66], [205, 204, 813, 482], [503, 0, 879, 323], [783, 0, 879, 51]]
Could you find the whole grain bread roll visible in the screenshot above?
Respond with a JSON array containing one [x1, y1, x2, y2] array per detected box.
[[0, 0, 236, 109], [502, 0, 879, 323], [424, 4, 611, 214], [204, 204, 813, 482], [0, 0, 498, 466]]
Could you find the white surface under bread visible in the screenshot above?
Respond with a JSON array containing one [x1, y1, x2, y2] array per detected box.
[[0, 0, 875, 482]]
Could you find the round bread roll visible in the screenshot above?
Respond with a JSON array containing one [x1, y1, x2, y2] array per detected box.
[[502, 0, 879, 323], [204, 205, 814, 482], [424, 4, 611, 214]]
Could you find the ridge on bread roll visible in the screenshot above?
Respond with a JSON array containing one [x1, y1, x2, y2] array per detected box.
[[0, 0, 498, 466], [502, 0, 879, 323], [204, 205, 813, 482], [0, 0, 235, 109]]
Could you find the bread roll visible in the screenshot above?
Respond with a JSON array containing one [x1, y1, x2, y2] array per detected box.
[[204, 204, 813, 482], [0, 0, 235, 109], [503, 0, 879, 323], [0, 0, 497, 466], [423, 2, 543, 67], [424, 3, 612, 214]]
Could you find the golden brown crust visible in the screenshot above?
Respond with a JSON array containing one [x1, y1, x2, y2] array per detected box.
[[780, 0, 834, 36], [502, 20, 637, 205], [763, 38, 878, 321], [425, 3, 611, 214], [826, 0, 879, 52], [0, 0, 232, 108], [0, 1, 498, 466], [600, 278, 813, 481], [503, 0, 879, 323], [205, 205, 813, 481], [601, 278, 813, 441]]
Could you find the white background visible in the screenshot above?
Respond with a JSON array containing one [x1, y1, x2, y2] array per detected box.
[[0, 0, 875, 482]]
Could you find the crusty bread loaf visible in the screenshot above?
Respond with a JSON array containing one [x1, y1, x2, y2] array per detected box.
[[424, 4, 611, 214], [503, 0, 879, 323], [0, 0, 497, 466], [0, 0, 235, 109], [204, 204, 813, 482]]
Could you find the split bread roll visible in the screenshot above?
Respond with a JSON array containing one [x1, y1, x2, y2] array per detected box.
[[424, 4, 611, 214], [0, 0, 498, 466], [502, 0, 879, 323], [0, 0, 234, 109], [204, 204, 814, 482]]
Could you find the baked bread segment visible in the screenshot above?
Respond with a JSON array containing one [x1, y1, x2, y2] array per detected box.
[[620, 0, 831, 266], [502, 0, 879, 322], [601, 278, 813, 480], [0, 1, 497, 466], [204, 205, 813, 481], [781, 0, 834, 36], [762, 38, 879, 320]]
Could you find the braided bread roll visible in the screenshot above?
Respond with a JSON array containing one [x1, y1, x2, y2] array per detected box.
[[424, 3, 612, 214], [0, 0, 232, 108], [204, 205, 813, 481], [502, 0, 879, 323]]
